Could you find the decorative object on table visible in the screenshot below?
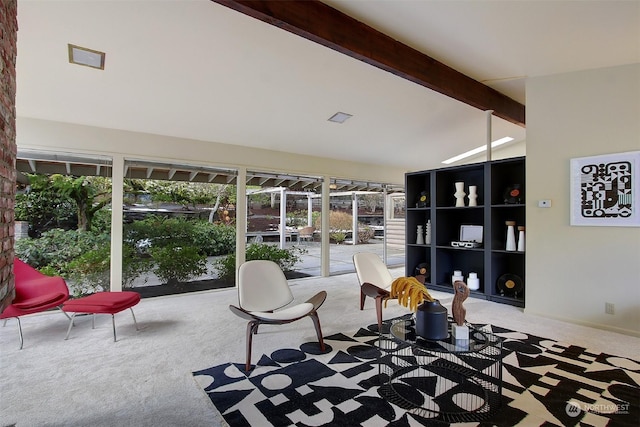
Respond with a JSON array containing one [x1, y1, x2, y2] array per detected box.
[[451, 270, 464, 286], [467, 272, 480, 290], [503, 184, 523, 204], [450, 224, 483, 248], [415, 299, 449, 340], [389, 277, 447, 340], [454, 181, 466, 207], [416, 225, 424, 245], [570, 150, 640, 227], [467, 185, 478, 206], [497, 273, 524, 297], [517, 226, 525, 252], [413, 262, 429, 284], [505, 221, 517, 251], [388, 276, 434, 311], [415, 190, 429, 208], [424, 219, 431, 244], [451, 280, 470, 340]]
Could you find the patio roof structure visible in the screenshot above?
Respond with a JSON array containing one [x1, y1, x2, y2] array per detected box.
[[16, 150, 403, 193]]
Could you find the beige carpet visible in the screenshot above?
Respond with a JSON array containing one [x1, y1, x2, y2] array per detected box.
[[1, 268, 638, 427]]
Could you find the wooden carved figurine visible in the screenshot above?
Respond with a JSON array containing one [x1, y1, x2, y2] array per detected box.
[[452, 280, 470, 326]]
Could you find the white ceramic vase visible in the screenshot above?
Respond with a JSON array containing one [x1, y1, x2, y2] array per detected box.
[[454, 182, 466, 207], [451, 270, 464, 286], [467, 272, 480, 290], [416, 225, 425, 245], [468, 185, 478, 206], [506, 221, 517, 251], [425, 219, 431, 245], [517, 226, 525, 252]]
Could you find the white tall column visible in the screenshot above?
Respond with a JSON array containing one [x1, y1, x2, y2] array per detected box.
[[307, 194, 313, 226], [321, 177, 330, 277], [351, 193, 358, 245], [109, 155, 124, 291], [235, 167, 247, 287], [486, 110, 494, 161], [279, 187, 287, 249]]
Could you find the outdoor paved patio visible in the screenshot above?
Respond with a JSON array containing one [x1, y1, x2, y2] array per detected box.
[[291, 240, 405, 276], [131, 240, 405, 289]]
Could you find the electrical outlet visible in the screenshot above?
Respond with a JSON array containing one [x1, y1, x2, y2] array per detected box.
[[538, 199, 552, 208], [605, 302, 615, 315]]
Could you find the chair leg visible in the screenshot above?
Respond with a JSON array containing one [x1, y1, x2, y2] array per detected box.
[[130, 308, 139, 331], [360, 289, 366, 310], [375, 296, 384, 332], [65, 313, 77, 340], [310, 312, 325, 351], [113, 309, 139, 342], [57, 306, 71, 321], [245, 320, 259, 371], [16, 317, 24, 350]]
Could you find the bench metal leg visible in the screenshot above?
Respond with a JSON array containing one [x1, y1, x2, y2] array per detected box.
[[130, 308, 139, 331], [112, 308, 139, 342], [16, 317, 24, 350], [65, 313, 78, 340]]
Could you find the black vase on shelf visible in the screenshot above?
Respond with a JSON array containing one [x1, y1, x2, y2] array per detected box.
[[415, 300, 448, 340]]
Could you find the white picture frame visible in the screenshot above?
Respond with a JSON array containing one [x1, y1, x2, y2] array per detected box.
[[570, 151, 640, 227]]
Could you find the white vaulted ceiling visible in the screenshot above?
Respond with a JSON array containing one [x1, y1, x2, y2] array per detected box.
[[14, 0, 640, 171]]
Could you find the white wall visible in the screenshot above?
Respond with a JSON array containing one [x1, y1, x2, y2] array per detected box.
[[526, 64, 640, 336]]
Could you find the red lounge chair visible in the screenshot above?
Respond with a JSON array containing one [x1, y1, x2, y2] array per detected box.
[[0, 258, 70, 349]]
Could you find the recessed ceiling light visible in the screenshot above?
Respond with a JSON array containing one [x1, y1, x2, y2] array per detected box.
[[328, 112, 352, 123], [68, 44, 105, 70], [442, 137, 514, 164]]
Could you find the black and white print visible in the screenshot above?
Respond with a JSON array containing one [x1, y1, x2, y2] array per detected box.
[[570, 151, 640, 227], [194, 319, 640, 427]]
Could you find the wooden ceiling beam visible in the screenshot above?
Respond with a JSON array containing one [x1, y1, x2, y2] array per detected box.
[[212, 0, 525, 126]]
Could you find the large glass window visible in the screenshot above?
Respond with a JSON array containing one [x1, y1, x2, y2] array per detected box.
[[122, 160, 238, 297]]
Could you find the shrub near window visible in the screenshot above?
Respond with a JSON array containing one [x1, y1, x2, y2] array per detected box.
[[215, 243, 306, 282], [149, 244, 207, 286], [191, 221, 236, 256]]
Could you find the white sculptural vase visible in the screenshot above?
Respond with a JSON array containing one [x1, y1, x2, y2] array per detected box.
[[468, 185, 478, 206], [506, 221, 517, 251], [425, 219, 431, 245], [454, 182, 466, 207], [467, 272, 480, 290], [517, 226, 525, 252], [451, 270, 464, 286], [416, 225, 425, 245]]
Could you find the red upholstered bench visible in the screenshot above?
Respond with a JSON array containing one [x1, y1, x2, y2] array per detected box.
[[62, 291, 141, 342]]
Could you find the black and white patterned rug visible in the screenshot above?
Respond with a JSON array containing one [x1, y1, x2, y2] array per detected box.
[[193, 318, 639, 426]]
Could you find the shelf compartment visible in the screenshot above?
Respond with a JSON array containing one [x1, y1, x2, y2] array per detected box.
[[406, 210, 431, 246], [435, 209, 484, 247], [490, 206, 525, 251], [491, 157, 525, 205], [435, 164, 484, 207], [406, 172, 431, 209], [405, 246, 430, 279], [434, 249, 484, 291], [490, 252, 525, 300]]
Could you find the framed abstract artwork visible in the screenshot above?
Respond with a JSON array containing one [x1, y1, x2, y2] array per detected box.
[[570, 151, 640, 226]]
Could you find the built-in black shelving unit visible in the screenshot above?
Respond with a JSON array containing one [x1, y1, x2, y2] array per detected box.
[[405, 157, 525, 307]]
